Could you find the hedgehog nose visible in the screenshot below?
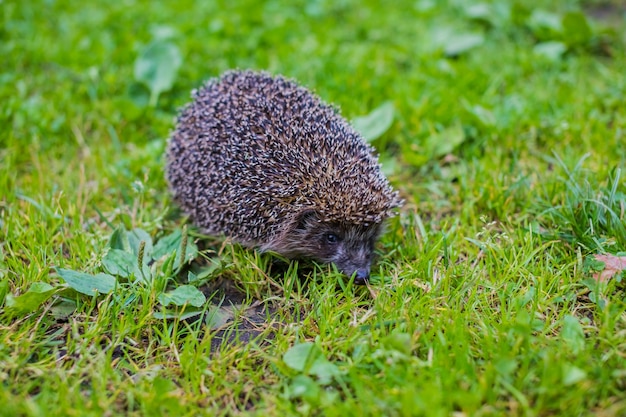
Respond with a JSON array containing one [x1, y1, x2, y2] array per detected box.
[[354, 269, 370, 285]]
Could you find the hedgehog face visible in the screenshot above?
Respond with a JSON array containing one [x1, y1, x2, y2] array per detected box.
[[265, 209, 383, 284], [319, 222, 381, 284]]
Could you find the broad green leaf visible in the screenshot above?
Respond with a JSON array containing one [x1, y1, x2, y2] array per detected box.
[[104, 228, 154, 281], [102, 248, 137, 278], [444, 33, 484, 57], [5, 282, 57, 316], [414, 0, 435, 13], [153, 309, 204, 320], [134, 40, 182, 107], [533, 41, 567, 61], [465, 3, 494, 26], [352, 101, 395, 142], [151, 229, 198, 276], [562, 364, 587, 386], [283, 342, 339, 384], [528, 9, 562, 37], [560, 315, 585, 354], [49, 300, 77, 319], [108, 226, 130, 251], [187, 259, 226, 285], [286, 375, 320, 402], [308, 358, 340, 384], [583, 255, 608, 274], [383, 331, 412, 355], [151, 229, 184, 260], [150, 25, 178, 41], [424, 124, 466, 158], [157, 285, 206, 307], [152, 229, 197, 265], [56, 268, 116, 296], [283, 342, 319, 372], [562, 11, 592, 47], [127, 228, 154, 257]]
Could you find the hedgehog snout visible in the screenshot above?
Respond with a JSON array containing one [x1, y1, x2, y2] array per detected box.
[[334, 258, 371, 285], [331, 242, 374, 285], [351, 267, 371, 285], [355, 269, 370, 285]]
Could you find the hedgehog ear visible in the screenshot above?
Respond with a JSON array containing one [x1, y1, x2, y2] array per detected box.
[[295, 209, 319, 230]]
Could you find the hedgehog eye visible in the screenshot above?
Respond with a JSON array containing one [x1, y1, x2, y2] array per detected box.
[[325, 233, 339, 244]]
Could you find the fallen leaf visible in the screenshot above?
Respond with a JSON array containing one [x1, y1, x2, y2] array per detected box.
[[591, 254, 626, 282]]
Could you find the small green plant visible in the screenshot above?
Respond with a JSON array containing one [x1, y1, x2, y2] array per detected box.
[[352, 101, 395, 142], [133, 35, 182, 107], [3, 226, 205, 320]]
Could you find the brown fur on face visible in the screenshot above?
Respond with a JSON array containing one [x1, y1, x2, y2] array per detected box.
[[261, 209, 383, 283]]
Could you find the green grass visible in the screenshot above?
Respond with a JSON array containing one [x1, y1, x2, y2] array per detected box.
[[2, 0, 626, 415]]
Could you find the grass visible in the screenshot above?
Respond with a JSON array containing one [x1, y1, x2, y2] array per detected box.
[[1, 0, 626, 415]]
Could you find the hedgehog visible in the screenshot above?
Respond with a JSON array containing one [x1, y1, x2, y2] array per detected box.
[[166, 70, 402, 283]]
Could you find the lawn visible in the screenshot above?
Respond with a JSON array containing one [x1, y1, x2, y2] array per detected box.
[[2, 0, 626, 415]]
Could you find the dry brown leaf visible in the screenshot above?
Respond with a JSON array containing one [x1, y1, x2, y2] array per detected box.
[[592, 254, 626, 282]]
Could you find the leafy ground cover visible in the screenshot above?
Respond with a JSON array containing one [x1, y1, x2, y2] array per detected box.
[[1, 0, 626, 415]]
